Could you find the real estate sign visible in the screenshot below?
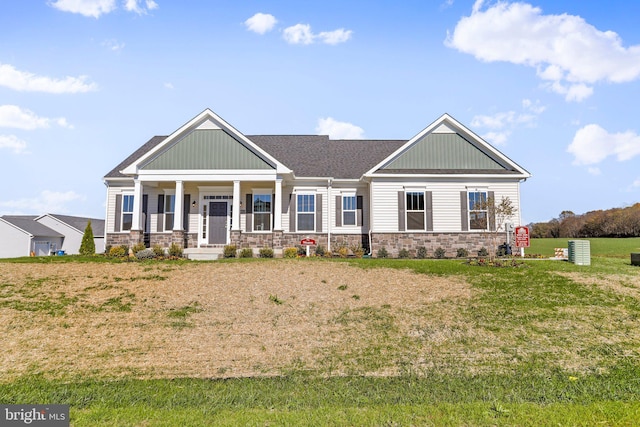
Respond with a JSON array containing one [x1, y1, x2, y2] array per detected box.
[[514, 226, 530, 248]]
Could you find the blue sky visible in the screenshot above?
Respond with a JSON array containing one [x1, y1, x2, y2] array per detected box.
[[1, 0, 640, 224]]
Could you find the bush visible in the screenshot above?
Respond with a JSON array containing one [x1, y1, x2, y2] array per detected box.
[[314, 244, 326, 257], [223, 245, 237, 258], [168, 243, 183, 258], [416, 246, 428, 259], [79, 220, 95, 256], [337, 246, 349, 258], [434, 247, 446, 259], [456, 247, 469, 258], [377, 247, 388, 259], [283, 247, 298, 258], [132, 242, 146, 254], [398, 248, 410, 259], [296, 245, 306, 256], [152, 245, 166, 258], [351, 244, 365, 258], [478, 247, 489, 257], [259, 247, 274, 258], [135, 248, 156, 260], [239, 248, 254, 258], [108, 246, 127, 258]]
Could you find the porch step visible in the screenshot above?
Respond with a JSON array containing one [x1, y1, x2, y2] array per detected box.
[[184, 247, 223, 261]]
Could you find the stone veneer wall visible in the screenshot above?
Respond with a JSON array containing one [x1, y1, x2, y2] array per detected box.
[[370, 232, 506, 258]]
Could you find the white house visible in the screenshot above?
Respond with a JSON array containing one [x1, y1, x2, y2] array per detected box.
[[35, 214, 105, 255], [103, 109, 531, 257]]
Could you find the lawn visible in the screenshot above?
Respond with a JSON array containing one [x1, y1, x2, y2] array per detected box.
[[1, 241, 639, 426], [528, 237, 640, 258]]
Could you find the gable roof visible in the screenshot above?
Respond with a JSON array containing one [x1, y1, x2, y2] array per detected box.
[[105, 136, 166, 178], [37, 214, 105, 236], [0, 216, 64, 237]]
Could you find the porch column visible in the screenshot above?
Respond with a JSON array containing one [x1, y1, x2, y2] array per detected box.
[[232, 180, 240, 231], [274, 177, 282, 230], [132, 179, 143, 231], [174, 180, 184, 231]]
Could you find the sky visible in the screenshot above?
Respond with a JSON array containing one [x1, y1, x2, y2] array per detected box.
[[1, 0, 640, 224]]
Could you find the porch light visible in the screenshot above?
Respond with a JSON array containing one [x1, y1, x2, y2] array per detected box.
[[192, 200, 197, 208]]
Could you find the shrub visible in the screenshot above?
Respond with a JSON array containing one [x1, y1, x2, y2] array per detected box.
[[168, 243, 183, 258], [296, 245, 306, 256], [108, 246, 127, 258], [434, 247, 446, 259], [351, 244, 365, 258], [259, 247, 274, 258], [79, 220, 95, 256], [132, 242, 146, 254], [456, 247, 469, 258], [223, 245, 237, 258], [314, 244, 326, 257], [478, 247, 489, 257], [283, 247, 298, 258], [239, 248, 254, 258], [398, 248, 410, 259], [337, 246, 349, 258], [104, 245, 112, 255], [152, 245, 166, 258], [135, 248, 156, 260], [416, 246, 428, 259], [377, 247, 388, 259]]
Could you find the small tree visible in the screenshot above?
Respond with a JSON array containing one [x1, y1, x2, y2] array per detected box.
[[475, 195, 517, 260], [79, 220, 96, 256]]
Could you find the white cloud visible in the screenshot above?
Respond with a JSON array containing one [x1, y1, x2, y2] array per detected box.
[[102, 39, 125, 52], [568, 124, 640, 165], [48, 0, 117, 18], [0, 135, 28, 154], [245, 13, 277, 35], [283, 23, 352, 45], [124, 0, 158, 15], [0, 105, 72, 130], [481, 131, 510, 146], [471, 99, 544, 145], [0, 63, 97, 94], [317, 29, 353, 45], [446, 1, 640, 102], [633, 178, 640, 188], [316, 117, 364, 139], [163, 82, 174, 89], [0, 190, 84, 214]]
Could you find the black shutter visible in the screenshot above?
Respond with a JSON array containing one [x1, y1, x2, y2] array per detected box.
[[114, 194, 122, 232], [335, 195, 342, 227], [183, 194, 190, 232], [142, 194, 148, 233], [289, 194, 296, 232], [426, 192, 433, 232], [460, 191, 468, 231], [488, 191, 496, 231], [245, 193, 253, 232], [357, 195, 363, 227], [315, 194, 322, 232], [157, 194, 165, 232], [398, 191, 405, 231]]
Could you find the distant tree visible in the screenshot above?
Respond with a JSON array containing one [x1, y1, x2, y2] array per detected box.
[[79, 220, 96, 256]]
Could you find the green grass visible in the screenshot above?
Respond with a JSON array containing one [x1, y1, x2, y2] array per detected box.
[[528, 237, 640, 258]]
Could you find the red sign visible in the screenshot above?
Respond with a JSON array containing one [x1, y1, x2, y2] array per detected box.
[[514, 226, 530, 248], [300, 238, 316, 246]]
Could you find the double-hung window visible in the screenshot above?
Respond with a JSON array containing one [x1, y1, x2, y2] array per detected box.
[[468, 191, 488, 230], [122, 194, 134, 231], [342, 195, 356, 226], [406, 191, 425, 230], [253, 193, 272, 231], [297, 194, 315, 231], [164, 194, 175, 231]]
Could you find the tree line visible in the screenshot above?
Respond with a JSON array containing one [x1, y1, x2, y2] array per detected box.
[[530, 203, 640, 238]]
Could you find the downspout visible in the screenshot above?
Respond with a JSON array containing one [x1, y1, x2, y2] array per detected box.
[[368, 178, 373, 256], [327, 178, 333, 252]]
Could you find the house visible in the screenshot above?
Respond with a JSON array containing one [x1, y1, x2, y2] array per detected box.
[[103, 109, 531, 258], [0, 214, 105, 258]]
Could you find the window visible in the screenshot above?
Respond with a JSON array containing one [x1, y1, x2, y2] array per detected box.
[[406, 192, 425, 230], [342, 195, 356, 226], [122, 194, 134, 231], [164, 194, 175, 231], [297, 194, 315, 231], [468, 191, 488, 230], [253, 194, 271, 231]]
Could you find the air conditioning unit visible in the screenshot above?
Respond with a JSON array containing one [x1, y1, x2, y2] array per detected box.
[[568, 240, 590, 266]]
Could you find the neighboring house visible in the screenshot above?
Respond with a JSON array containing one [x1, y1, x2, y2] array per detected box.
[[103, 108, 531, 257], [35, 214, 105, 255], [0, 214, 105, 258]]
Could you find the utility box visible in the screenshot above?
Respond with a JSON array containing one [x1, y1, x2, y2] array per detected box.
[[568, 240, 591, 266]]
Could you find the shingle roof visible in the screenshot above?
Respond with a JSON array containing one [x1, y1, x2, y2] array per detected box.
[[47, 214, 105, 236], [1, 216, 64, 237], [104, 133, 406, 180]]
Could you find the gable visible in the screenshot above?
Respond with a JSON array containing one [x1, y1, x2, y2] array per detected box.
[[380, 132, 507, 172], [140, 129, 274, 171]]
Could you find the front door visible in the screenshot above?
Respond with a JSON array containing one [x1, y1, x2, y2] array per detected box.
[[208, 201, 227, 244]]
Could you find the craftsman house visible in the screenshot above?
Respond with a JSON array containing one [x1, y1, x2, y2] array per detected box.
[[103, 108, 530, 258]]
